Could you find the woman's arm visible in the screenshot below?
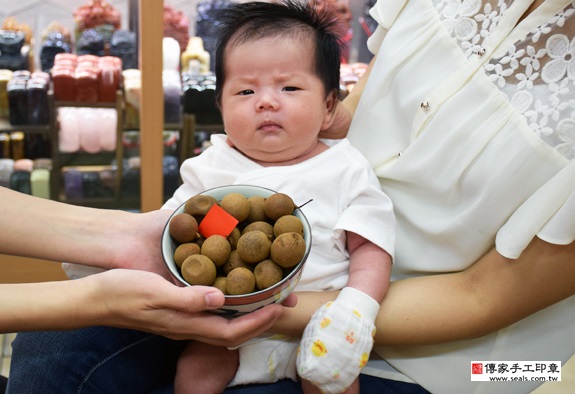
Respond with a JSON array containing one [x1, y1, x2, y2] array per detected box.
[[274, 236, 575, 345], [0, 268, 290, 346], [0, 186, 172, 276], [0, 188, 296, 342], [378, 236, 575, 345]]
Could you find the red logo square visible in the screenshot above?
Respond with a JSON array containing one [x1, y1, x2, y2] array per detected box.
[[472, 363, 483, 374]]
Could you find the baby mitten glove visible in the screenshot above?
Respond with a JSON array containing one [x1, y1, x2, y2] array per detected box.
[[296, 287, 380, 394]]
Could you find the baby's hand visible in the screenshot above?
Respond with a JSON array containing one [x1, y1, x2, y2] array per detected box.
[[296, 287, 379, 394]]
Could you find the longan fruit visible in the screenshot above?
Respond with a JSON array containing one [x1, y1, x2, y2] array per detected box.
[[273, 215, 303, 237], [221, 193, 250, 222], [254, 259, 284, 290], [174, 242, 201, 267], [226, 267, 256, 295], [169, 213, 198, 243], [247, 195, 267, 223], [227, 227, 241, 250], [222, 250, 253, 276], [264, 193, 295, 221], [201, 234, 231, 267], [184, 195, 218, 217], [212, 277, 228, 294], [236, 230, 271, 264], [181, 254, 216, 285], [270, 232, 306, 268], [243, 221, 274, 240]]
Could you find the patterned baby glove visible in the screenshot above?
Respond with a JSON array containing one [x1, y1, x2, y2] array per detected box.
[[297, 287, 380, 394]]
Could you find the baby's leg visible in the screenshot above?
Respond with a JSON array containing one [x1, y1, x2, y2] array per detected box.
[[300, 376, 360, 394], [175, 341, 239, 394]]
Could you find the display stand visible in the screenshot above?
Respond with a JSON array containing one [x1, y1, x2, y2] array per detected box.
[[180, 114, 224, 163], [48, 90, 129, 208]]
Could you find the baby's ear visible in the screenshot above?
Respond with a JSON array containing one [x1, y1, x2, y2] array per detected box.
[[321, 90, 340, 130], [326, 89, 338, 113]]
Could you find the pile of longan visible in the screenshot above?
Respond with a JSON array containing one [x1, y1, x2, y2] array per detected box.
[[169, 192, 307, 295]]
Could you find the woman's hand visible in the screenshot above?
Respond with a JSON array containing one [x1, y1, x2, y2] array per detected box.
[[318, 99, 353, 140], [88, 269, 294, 346], [105, 209, 175, 279]]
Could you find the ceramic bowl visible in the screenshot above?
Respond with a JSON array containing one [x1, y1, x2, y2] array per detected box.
[[161, 185, 311, 317]]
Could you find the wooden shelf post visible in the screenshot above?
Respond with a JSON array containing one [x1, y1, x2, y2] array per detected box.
[[138, 0, 164, 212]]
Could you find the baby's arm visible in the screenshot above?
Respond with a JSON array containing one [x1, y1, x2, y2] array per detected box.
[[346, 231, 392, 304], [297, 232, 391, 394]]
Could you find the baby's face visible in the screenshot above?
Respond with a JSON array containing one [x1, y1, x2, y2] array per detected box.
[[220, 35, 335, 166]]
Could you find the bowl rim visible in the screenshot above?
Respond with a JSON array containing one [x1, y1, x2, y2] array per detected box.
[[161, 184, 312, 301]]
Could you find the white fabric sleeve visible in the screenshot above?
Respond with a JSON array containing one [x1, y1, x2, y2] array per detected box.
[[333, 164, 396, 260], [366, 0, 408, 54], [369, 0, 408, 29], [496, 159, 575, 259]]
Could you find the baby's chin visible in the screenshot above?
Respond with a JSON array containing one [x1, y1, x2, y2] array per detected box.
[[236, 146, 301, 167], [237, 140, 324, 167], [248, 152, 292, 167]]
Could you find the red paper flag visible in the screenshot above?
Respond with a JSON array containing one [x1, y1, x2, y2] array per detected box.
[[198, 204, 239, 238]]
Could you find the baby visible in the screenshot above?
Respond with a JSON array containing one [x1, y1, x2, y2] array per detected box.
[[164, 1, 395, 393]]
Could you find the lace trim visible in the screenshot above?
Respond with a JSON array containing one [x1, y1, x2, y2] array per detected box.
[[433, 0, 575, 159]]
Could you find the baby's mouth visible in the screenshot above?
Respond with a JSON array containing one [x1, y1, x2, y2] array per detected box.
[[258, 121, 281, 132]]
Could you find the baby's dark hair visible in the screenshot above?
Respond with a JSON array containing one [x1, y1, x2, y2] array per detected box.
[[214, 0, 343, 106]]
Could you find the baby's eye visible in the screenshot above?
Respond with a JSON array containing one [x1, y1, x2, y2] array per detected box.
[[282, 86, 300, 92], [238, 89, 254, 95]]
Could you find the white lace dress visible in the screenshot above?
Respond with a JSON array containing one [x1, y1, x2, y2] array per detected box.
[[349, 0, 575, 392]]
